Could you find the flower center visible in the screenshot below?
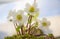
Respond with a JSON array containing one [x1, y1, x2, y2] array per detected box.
[[29, 6, 35, 12], [16, 14, 22, 21], [42, 22, 47, 27]]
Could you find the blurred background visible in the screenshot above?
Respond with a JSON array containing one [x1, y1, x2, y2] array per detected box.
[[0, 0, 60, 39]]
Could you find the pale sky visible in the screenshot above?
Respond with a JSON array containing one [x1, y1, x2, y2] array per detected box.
[[0, 0, 60, 39], [0, 0, 60, 22]]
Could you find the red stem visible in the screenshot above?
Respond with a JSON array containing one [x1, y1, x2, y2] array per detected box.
[[28, 15, 32, 34], [21, 25, 24, 35]]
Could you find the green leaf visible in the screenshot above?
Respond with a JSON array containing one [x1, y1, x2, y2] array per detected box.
[[35, 22, 39, 27], [27, 13, 30, 16], [32, 22, 39, 27], [32, 13, 39, 21], [38, 36, 45, 39], [16, 26, 21, 32], [35, 12, 39, 17], [48, 34, 54, 37], [28, 19, 31, 24], [5, 37, 14, 39]]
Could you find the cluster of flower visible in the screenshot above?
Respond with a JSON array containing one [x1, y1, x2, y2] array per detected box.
[[6, 0, 54, 39]]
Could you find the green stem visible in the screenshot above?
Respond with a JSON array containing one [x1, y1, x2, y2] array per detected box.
[[14, 23, 21, 35], [14, 23, 18, 35]]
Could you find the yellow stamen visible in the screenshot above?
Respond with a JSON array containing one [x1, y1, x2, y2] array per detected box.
[[42, 22, 47, 27], [16, 14, 22, 21], [29, 6, 35, 12]]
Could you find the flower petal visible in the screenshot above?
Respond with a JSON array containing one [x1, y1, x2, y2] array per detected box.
[[17, 10, 24, 15], [26, 3, 31, 8], [47, 21, 51, 26], [42, 18, 47, 22]]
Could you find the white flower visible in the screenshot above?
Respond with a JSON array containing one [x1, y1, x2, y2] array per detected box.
[[41, 18, 50, 28], [7, 10, 28, 26], [7, 10, 16, 22], [25, 3, 39, 15], [39, 18, 51, 35]]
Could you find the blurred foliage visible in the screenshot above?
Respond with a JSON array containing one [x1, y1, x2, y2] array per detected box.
[[32, 13, 39, 21], [5, 35, 46, 39], [16, 26, 21, 32], [48, 34, 54, 37], [55, 37, 60, 39], [5, 24, 55, 39]]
